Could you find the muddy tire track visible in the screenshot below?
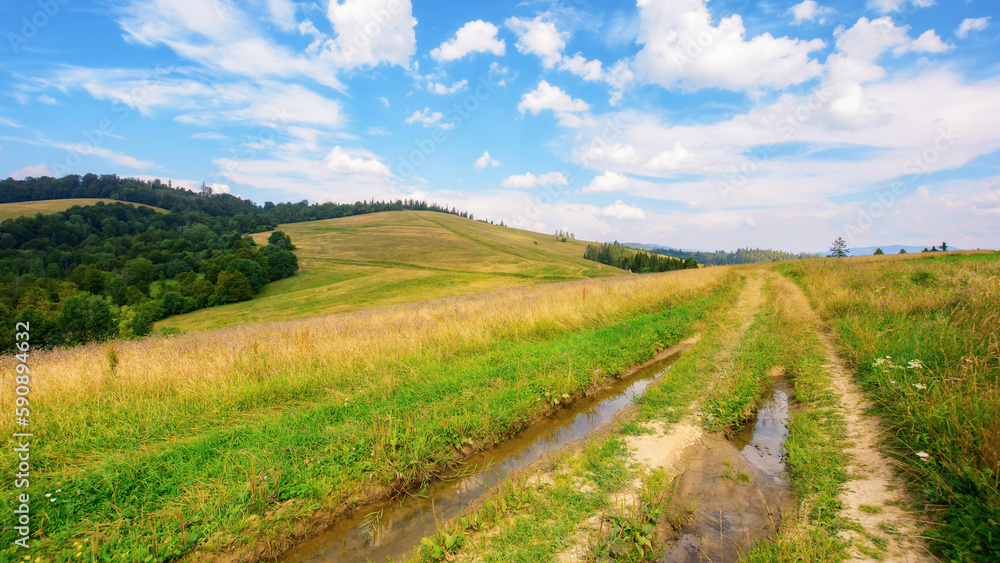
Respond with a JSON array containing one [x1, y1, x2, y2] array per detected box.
[[549, 273, 770, 562], [774, 275, 936, 563]]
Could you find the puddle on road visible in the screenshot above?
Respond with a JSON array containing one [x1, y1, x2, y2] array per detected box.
[[660, 380, 793, 563], [280, 352, 680, 563]]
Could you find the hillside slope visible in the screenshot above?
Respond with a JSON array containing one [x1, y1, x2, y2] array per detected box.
[[161, 210, 622, 330], [0, 198, 167, 221]]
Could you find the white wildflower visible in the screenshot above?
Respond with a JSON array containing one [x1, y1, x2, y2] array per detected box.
[[913, 383, 926, 390], [907, 359, 923, 369]]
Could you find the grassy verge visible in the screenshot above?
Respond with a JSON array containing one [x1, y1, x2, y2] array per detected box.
[[777, 252, 1000, 562], [0, 269, 738, 560], [701, 276, 783, 432]]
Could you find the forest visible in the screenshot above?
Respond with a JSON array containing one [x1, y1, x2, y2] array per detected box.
[[0, 174, 475, 352], [0, 201, 299, 351], [583, 241, 698, 272], [0, 174, 476, 224], [628, 244, 817, 266]]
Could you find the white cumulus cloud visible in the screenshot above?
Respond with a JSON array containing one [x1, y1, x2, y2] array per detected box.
[[505, 16, 566, 68], [405, 107, 453, 129], [632, 0, 825, 92], [518, 80, 591, 127], [909, 30, 952, 54], [323, 146, 391, 176], [558, 54, 604, 81], [583, 171, 629, 193], [601, 200, 645, 220], [431, 20, 505, 62], [956, 17, 990, 39], [501, 171, 568, 188], [577, 142, 641, 166], [325, 0, 417, 69], [646, 143, 693, 172], [427, 79, 468, 95], [790, 1, 832, 25], [474, 150, 501, 169]]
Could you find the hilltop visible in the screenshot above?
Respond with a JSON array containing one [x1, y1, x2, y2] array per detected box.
[[0, 198, 167, 221], [160, 211, 622, 331]]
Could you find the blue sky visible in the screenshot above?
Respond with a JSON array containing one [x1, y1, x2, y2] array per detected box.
[[1, 0, 998, 252]]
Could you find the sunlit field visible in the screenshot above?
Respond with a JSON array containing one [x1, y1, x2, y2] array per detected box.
[[0, 265, 736, 560], [161, 211, 621, 331]]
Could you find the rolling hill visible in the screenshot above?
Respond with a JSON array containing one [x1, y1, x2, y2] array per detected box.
[[0, 198, 168, 221], [160, 210, 624, 331]]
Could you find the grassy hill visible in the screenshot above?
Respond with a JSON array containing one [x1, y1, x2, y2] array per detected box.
[[0, 198, 167, 221], [161, 210, 623, 331]]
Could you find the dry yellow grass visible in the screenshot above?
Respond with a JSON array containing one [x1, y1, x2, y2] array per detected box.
[[1, 266, 730, 458]]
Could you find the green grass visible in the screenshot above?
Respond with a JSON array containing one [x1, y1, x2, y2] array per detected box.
[[777, 252, 1000, 562], [628, 274, 749, 426], [702, 277, 784, 433], [0, 198, 167, 221], [0, 274, 738, 560], [161, 211, 622, 331]]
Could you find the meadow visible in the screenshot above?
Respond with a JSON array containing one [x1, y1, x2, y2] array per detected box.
[[161, 211, 620, 331], [0, 263, 734, 561], [781, 251, 1000, 561], [0, 198, 166, 221]]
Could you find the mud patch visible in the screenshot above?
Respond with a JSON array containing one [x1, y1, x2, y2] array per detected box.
[[659, 382, 792, 562]]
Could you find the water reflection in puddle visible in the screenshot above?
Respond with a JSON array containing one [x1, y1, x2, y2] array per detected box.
[[660, 380, 793, 563], [281, 353, 680, 563]]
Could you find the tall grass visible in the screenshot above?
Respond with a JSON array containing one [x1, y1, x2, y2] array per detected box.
[[780, 251, 1000, 561], [0, 266, 735, 560]]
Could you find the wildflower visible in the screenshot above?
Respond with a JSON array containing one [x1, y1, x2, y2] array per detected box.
[[907, 359, 923, 369], [890, 380, 896, 384], [913, 383, 926, 390], [916, 451, 930, 461]]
